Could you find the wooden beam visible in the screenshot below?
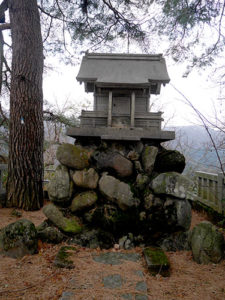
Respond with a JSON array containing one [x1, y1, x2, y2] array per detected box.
[[107, 91, 112, 126], [131, 91, 135, 127]]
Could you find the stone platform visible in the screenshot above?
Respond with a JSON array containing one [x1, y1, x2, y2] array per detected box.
[[67, 126, 175, 142]]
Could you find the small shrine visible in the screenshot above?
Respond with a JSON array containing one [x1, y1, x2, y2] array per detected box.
[[67, 53, 175, 142]]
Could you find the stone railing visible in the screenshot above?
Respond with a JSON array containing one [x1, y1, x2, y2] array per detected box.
[[195, 171, 225, 214]]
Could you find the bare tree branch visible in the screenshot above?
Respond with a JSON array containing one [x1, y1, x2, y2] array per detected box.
[[170, 83, 225, 175]]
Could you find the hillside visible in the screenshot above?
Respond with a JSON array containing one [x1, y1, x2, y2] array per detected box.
[[166, 125, 224, 175]]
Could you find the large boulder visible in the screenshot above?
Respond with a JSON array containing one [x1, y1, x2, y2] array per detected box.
[[0, 219, 38, 258], [93, 151, 133, 178], [190, 221, 224, 264], [56, 143, 89, 169], [154, 148, 185, 173], [142, 196, 191, 238], [141, 146, 158, 175], [70, 191, 98, 212], [72, 168, 99, 189], [48, 165, 73, 204], [150, 172, 194, 199], [99, 174, 138, 210], [43, 204, 82, 234]]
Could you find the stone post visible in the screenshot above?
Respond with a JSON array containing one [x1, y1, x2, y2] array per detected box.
[[107, 91, 112, 127], [131, 91, 135, 127]]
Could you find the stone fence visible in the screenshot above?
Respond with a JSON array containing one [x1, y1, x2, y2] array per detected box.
[[195, 171, 225, 215]]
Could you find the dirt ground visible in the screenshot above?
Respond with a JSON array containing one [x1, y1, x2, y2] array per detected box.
[[0, 207, 224, 300]]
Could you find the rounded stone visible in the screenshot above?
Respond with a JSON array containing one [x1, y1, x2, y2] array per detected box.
[[72, 168, 99, 189], [154, 148, 185, 173], [47, 165, 73, 204], [190, 221, 224, 264], [70, 191, 98, 212], [56, 143, 89, 170], [0, 219, 38, 258]]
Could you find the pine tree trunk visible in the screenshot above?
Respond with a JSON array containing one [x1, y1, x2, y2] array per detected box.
[[6, 0, 44, 210]]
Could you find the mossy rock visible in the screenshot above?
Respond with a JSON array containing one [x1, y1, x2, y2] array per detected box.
[[143, 247, 170, 277], [43, 204, 82, 234], [0, 219, 38, 258], [54, 246, 77, 269], [47, 165, 73, 205], [56, 143, 89, 170], [150, 172, 194, 200], [190, 221, 224, 264], [37, 226, 64, 244], [70, 191, 98, 212]]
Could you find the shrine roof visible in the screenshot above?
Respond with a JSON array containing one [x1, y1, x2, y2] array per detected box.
[[76, 53, 170, 87]]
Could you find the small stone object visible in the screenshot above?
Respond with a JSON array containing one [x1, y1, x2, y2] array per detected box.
[[48, 165, 73, 204], [70, 191, 98, 212], [56, 143, 89, 169], [72, 168, 99, 189], [141, 146, 158, 175], [43, 203, 82, 234], [114, 243, 120, 250], [143, 247, 170, 277], [0, 219, 38, 258], [99, 174, 137, 210], [119, 233, 134, 249], [150, 172, 194, 199], [102, 274, 123, 289], [190, 221, 224, 264], [54, 246, 77, 269]]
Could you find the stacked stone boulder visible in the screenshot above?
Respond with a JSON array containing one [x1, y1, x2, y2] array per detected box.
[[44, 141, 195, 249]]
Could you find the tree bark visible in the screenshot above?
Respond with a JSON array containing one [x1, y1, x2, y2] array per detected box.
[[6, 0, 44, 210]]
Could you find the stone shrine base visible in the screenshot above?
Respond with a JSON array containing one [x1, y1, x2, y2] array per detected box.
[[67, 126, 175, 143]]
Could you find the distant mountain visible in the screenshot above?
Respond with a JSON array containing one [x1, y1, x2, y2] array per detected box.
[[165, 125, 224, 175]]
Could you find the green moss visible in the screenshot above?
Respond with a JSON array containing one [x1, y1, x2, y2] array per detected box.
[[144, 247, 169, 266], [54, 246, 77, 269], [64, 218, 82, 234]]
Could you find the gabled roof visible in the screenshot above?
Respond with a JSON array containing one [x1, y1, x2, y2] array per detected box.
[[76, 53, 170, 87]]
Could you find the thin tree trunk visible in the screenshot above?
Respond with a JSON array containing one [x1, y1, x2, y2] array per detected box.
[[6, 0, 44, 210]]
